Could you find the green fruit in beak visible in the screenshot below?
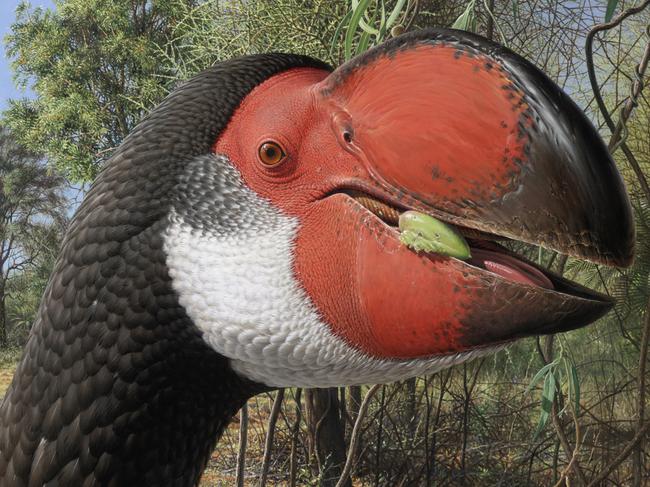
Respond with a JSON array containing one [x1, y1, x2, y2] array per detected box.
[[398, 211, 472, 260]]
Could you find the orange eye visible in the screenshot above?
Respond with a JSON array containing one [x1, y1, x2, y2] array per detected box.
[[258, 141, 286, 166]]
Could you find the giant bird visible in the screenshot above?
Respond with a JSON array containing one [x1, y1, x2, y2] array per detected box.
[[0, 29, 635, 486]]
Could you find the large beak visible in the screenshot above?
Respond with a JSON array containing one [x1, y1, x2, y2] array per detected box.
[[303, 29, 635, 358]]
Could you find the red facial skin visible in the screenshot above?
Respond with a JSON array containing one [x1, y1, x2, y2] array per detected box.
[[322, 45, 531, 213], [213, 45, 596, 360]]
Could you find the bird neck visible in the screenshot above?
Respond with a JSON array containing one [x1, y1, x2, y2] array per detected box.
[[0, 222, 264, 486]]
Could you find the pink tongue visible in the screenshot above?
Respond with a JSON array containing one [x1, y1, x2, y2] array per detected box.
[[469, 248, 554, 289]]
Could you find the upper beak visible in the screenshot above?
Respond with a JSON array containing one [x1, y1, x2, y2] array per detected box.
[[305, 29, 635, 356], [320, 28, 634, 268]]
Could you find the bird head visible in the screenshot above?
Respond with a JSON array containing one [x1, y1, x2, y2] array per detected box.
[[83, 29, 634, 389], [2, 29, 637, 487]]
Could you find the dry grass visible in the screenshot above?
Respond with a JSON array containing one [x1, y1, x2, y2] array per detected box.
[[0, 364, 15, 399], [0, 357, 645, 486]]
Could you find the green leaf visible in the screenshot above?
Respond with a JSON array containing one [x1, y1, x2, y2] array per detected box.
[[357, 0, 380, 54], [386, 0, 407, 28], [526, 360, 557, 393], [565, 359, 581, 413], [452, 0, 477, 32], [605, 0, 618, 22], [378, 0, 387, 40], [329, 9, 354, 59], [359, 17, 380, 36], [356, 29, 373, 55], [534, 371, 556, 438], [345, 0, 373, 60]]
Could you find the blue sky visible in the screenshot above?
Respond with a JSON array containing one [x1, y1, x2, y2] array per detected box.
[[1, 0, 55, 110]]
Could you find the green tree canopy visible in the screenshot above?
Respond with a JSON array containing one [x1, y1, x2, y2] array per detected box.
[[4, 0, 200, 181], [3, 0, 461, 183]]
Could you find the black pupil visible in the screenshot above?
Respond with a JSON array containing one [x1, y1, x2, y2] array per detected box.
[[266, 147, 276, 158]]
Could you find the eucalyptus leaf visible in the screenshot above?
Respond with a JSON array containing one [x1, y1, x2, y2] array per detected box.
[[452, 0, 477, 32], [356, 29, 373, 55], [378, 0, 387, 40], [605, 0, 618, 22], [359, 17, 380, 36], [534, 371, 556, 438], [566, 359, 581, 413], [330, 9, 354, 60], [526, 360, 557, 393], [386, 0, 408, 28], [345, 0, 373, 60]]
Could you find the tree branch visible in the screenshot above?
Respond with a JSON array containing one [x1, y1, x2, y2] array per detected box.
[[585, 0, 650, 200], [587, 421, 650, 487], [236, 403, 248, 487], [540, 335, 588, 486], [259, 389, 285, 487], [335, 384, 381, 487]]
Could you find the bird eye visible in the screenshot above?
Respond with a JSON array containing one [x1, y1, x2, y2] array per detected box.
[[258, 141, 286, 166]]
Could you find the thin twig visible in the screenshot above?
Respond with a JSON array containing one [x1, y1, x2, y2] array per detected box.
[[289, 388, 303, 487], [632, 295, 650, 485], [236, 403, 249, 487], [551, 408, 583, 487], [335, 384, 382, 487], [541, 336, 588, 486], [585, 0, 650, 200], [586, 421, 650, 487], [259, 389, 285, 487], [609, 30, 650, 153]]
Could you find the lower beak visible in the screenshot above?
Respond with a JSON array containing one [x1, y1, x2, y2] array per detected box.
[[312, 29, 634, 357]]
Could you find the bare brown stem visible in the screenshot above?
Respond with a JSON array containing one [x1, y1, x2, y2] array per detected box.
[[585, 0, 650, 200], [236, 403, 249, 487], [541, 335, 588, 486], [289, 388, 303, 487], [552, 408, 583, 487], [335, 384, 382, 487], [609, 38, 650, 153], [632, 295, 650, 486], [259, 389, 285, 487], [587, 421, 650, 487]]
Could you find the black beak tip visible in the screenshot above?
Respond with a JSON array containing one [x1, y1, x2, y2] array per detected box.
[[496, 33, 637, 269]]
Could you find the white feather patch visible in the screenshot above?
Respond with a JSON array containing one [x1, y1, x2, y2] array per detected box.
[[164, 161, 502, 388]]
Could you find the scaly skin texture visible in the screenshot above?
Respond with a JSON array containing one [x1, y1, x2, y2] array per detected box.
[[0, 53, 328, 487]]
